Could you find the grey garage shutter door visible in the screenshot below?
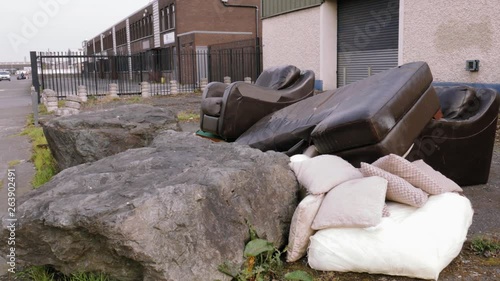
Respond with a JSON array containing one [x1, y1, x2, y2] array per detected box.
[[337, 0, 399, 87]]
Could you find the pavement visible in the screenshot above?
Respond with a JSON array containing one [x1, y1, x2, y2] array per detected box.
[[0, 77, 35, 275]]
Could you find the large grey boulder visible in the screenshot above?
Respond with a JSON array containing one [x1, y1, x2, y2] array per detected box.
[[43, 104, 181, 170], [4, 131, 298, 281]]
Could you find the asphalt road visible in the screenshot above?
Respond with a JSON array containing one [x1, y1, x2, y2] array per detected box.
[[0, 76, 35, 276]]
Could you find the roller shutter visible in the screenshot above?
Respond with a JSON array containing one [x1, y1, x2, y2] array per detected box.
[[337, 0, 399, 87]]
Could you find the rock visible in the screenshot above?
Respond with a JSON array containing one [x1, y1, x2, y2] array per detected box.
[[43, 104, 181, 170], [3, 131, 298, 281]]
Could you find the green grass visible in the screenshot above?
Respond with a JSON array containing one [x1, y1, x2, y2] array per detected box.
[[471, 236, 500, 257], [21, 114, 58, 188], [177, 110, 199, 122], [17, 266, 115, 281]]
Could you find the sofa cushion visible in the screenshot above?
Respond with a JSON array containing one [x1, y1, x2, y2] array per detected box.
[[372, 154, 459, 195], [359, 163, 428, 207], [311, 177, 388, 230], [286, 194, 324, 262], [289, 155, 364, 195], [437, 86, 480, 120], [255, 65, 300, 90], [412, 160, 463, 193]]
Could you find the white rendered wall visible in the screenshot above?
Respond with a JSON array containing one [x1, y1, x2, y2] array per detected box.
[[262, 7, 321, 82], [320, 0, 337, 90], [402, 0, 500, 83]]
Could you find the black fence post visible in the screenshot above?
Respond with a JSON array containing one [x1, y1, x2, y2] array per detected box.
[[255, 37, 261, 80], [30, 51, 41, 103]]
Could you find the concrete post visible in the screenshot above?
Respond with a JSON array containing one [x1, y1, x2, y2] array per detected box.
[[55, 95, 81, 117], [224, 76, 231, 85], [244, 77, 252, 84], [78, 85, 88, 102], [44, 89, 58, 113], [141, 82, 151, 98], [200, 78, 208, 93], [170, 80, 178, 95], [109, 83, 119, 98]]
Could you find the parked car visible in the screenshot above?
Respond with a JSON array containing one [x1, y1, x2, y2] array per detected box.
[[0, 71, 11, 81], [17, 73, 26, 80]]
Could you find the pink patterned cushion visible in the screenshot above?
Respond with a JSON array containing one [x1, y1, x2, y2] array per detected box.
[[359, 163, 428, 207], [373, 154, 449, 195], [412, 160, 463, 193]]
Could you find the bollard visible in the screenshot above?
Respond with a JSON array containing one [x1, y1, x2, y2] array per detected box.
[[244, 77, 252, 84], [65, 95, 82, 110], [170, 80, 178, 95], [44, 89, 58, 112], [141, 82, 151, 98], [200, 78, 208, 93], [109, 83, 119, 98], [78, 85, 88, 102], [224, 76, 231, 85]]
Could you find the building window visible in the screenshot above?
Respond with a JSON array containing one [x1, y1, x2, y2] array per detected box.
[[166, 7, 170, 30], [161, 9, 165, 31], [160, 47, 173, 71], [170, 4, 175, 29]]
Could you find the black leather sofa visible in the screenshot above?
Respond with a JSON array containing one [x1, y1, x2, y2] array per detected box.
[[236, 61, 441, 166]]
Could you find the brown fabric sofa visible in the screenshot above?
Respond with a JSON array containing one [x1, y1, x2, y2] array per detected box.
[[199, 65, 315, 140], [236, 61, 440, 166], [408, 86, 500, 186]]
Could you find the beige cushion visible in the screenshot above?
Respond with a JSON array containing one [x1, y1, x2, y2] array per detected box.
[[289, 155, 363, 195], [412, 160, 463, 193], [286, 194, 324, 262], [373, 154, 455, 195], [359, 163, 428, 207], [311, 176, 388, 230]]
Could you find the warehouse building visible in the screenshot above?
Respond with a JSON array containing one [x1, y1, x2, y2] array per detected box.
[[83, 0, 261, 85], [261, 0, 500, 91]]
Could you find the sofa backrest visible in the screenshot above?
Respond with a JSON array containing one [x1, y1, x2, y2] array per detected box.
[[255, 65, 300, 90]]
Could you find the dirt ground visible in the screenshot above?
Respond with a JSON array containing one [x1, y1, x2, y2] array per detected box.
[[82, 94, 500, 280]]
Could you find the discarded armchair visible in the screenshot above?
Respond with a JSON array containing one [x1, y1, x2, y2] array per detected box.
[[199, 65, 315, 140], [409, 86, 500, 186]]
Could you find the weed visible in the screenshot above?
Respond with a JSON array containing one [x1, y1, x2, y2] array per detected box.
[[470, 236, 500, 257], [0, 179, 3, 189], [58, 100, 66, 108], [8, 160, 21, 168], [177, 111, 199, 122], [17, 266, 55, 281], [20, 114, 58, 188], [218, 228, 313, 281]]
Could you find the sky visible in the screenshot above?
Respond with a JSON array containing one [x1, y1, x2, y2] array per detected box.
[[0, 0, 151, 63]]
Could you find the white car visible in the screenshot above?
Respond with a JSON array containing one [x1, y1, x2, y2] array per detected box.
[[0, 71, 11, 81]]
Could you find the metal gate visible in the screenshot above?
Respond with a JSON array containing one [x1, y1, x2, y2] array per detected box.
[[337, 0, 399, 87]]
